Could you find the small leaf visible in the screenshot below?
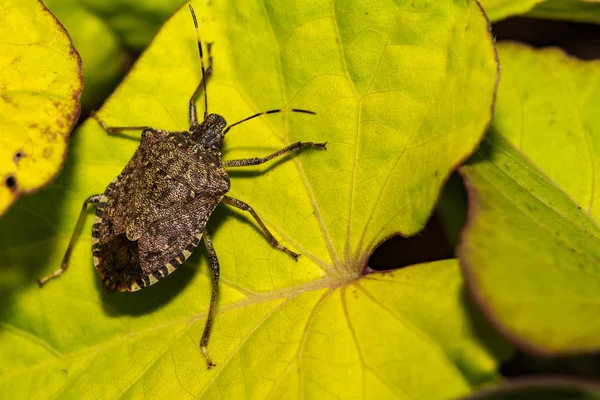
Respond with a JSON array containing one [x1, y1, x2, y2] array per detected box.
[[459, 44, 600, 355], [528, 0, 600, 24], [0, 0, 82, 216], [478, 0, 545, 22], [0, 0, 502, 397], [464, 377, 600, 400], [478, 0, 600, 22]]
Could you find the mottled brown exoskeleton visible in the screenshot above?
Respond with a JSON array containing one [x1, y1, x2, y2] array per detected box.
[[37, 5, 326, 369]]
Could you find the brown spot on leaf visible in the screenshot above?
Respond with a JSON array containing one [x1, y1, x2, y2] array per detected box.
[[13, 150, 26, 164], [5, 176, 17, 192], [1, 93, 17, 107]]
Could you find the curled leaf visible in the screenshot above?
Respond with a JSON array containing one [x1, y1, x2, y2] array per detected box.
[[459, 44, 600, 355]]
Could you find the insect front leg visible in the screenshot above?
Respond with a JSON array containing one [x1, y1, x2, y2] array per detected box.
[[37, 194, 102, 287], [221, 196, 299, 260], [201, 230, 220, 369], [223, 141, 327, 168]]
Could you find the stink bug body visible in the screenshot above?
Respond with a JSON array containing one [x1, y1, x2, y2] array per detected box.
[[37, 4, 326, 368]]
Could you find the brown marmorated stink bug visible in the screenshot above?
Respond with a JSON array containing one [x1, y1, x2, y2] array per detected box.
[[37, 4, 326, 369]]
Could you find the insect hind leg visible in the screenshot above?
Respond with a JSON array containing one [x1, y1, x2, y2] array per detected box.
[[37, 194, 102, 287], [201, 230, 219, 369]]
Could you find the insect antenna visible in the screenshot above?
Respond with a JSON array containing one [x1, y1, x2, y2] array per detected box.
[[222, 108, 316, 135], [189, 4, 209, 122]]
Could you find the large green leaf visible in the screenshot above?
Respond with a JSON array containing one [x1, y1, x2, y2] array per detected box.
[[0, 0, 503, 397], [459, 44, 600, 355], [0, 0, 82, 216]]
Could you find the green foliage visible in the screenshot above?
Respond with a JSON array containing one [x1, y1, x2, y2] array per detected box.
[[528, 0, 600, 24], [0, 0, 511, 398], [478, 0, 545, 21], [459, 44, 600, 356], [44, 0, 184, 110], [2, 0, 600, 398], [479, 0, 600, 22], [43, 0, 123, 110], [464, 378, 600, 399]]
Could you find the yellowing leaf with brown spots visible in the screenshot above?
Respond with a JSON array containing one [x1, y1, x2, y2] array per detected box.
[[0, 0, 82, 215]]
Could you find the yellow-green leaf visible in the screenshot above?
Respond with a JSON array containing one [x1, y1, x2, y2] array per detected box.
[[478, 0, 600, 22], [0, 0, 82, 216], [0, 0, 504, 397], [478, 0, 544, 22], [459, 44, 600, 355]]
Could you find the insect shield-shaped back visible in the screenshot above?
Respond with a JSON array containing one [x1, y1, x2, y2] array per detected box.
[[91, 125, 230, 293], [192, 113, 227, 150]]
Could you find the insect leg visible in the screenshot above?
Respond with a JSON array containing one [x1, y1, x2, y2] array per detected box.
[[223, 141, 327, 168], [221, 195, 299, 260], [201, 230, 219, 369], [188, 5, 213, 127], [92, 112, 152, 134], [37, 194, 102, 287]]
